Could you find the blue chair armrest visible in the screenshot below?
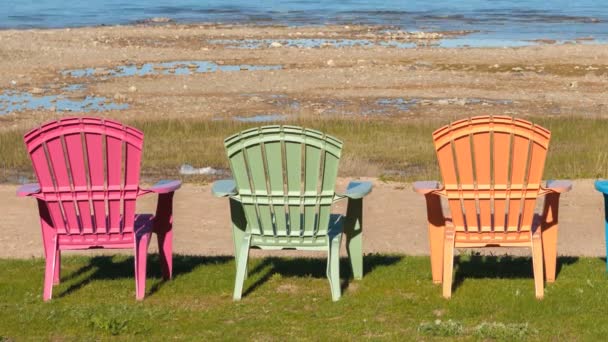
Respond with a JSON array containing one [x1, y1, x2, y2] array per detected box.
[[595, 180, 608, 194], [17, 183, 41, 197], [212, 179, 238, 197], [336, 180, 372, 199], [544, 180, 572, 194], [139, 180, 182, 196], [413, 181, 441, 195]]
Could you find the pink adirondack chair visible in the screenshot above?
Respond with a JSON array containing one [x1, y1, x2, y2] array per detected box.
[[17, 117, 181, 301], [414, 116, 571, 299]]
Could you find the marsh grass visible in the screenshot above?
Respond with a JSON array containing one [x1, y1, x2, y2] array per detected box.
[[1, 255, 608, 340], [1, 116, 608, 183]]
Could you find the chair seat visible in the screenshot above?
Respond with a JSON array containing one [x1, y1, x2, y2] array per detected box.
[[57, 214, 155, 249]]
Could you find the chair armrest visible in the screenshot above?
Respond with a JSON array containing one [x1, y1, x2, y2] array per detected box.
[[335, 180, 372, 199], [17, 183, 41, 197], [212, 179, 238, 197], [140, 180, 182, 196], [413, 181, 441, 195], [594, 180, 608, 194], [543, 180, 573, 194]]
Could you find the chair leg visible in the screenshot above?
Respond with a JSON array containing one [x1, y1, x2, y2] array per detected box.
[[425, 194, 445, 284], [233, 235, 251, 301], [232, 224, 249, 280], [605, 218, 608, 273], [532, 233, 545, 299], [327, 235, 342, 301], [230, 199, 249, 279], [43, 243, 58, 302], [603, 194, 608, 273], [442, 229, 455, 299], [53, 250, 61, 285], [134, 234, 149, 301], [542, 193, 560, 282], [345, 199, 363, 280], [157, 229, 173, 280]]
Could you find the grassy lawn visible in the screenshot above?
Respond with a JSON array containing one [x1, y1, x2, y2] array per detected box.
[[1, 254, 608, 340], [2, 116, 608, 183]]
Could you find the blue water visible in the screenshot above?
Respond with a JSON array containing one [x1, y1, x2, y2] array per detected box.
[[2, 1, 608, 45], [208, 39, 417, 49], [62, 61, 282, 78], [0, 90, 128, 114]]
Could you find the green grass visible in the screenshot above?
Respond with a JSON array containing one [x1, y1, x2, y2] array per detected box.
[[2, 116, 608, 182], [1, 254, 608, 340]]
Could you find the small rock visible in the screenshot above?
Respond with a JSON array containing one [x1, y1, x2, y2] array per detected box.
[[492, 64, 500, 68], [326, 59, 335, 66], [10, 80, 17, 86], [270, 41, 282, 48], [128, 86, 137, 92], [569, 81, 578, 89], [455, 98, 467, 106], [114, 93, 126, 101], [437, 99, 450, 105], [414, 61, 433, 68], [30, 87, 44, 95], [511, 67, 523, 72], [150, 17, 173, 23]]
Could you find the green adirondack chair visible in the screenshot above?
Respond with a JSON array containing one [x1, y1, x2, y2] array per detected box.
[[212, 125, 372, 301]]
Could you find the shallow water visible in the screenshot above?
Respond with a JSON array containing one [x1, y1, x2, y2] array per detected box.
[[63, 61, 282, 78], [3, 1, 608, 46], [234, 114, 288, 122], [208, 39, 417, 49], [0, 90, 128, 115]]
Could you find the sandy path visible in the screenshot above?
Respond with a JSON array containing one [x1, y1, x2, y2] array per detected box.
[[1, 178, 604, 259]]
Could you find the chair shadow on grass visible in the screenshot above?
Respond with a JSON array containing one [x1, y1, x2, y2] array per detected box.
[[451, 255, 579, 293], [241, 254, 402, 298], [55, 254, 232, 299]]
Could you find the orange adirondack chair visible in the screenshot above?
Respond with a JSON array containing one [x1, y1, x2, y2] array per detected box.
[[414, 116, 571, 299]]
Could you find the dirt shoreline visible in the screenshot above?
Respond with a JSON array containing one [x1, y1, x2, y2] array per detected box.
[[1, 178, 605, 259], [0, 24, 607, 131]]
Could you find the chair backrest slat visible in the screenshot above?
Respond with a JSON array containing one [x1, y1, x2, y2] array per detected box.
[[285, 140, 302, 236], [24, 117, 144, 237], [453, 131, 478, 232], [106, 132, 123, 234], [64, 132, 94, 233], [46, 136, 77, 234], [225, 126, 342, 239], [433, 116, 550, 234], [472, 129, 491, 231], [84, 131, 106, 233]]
